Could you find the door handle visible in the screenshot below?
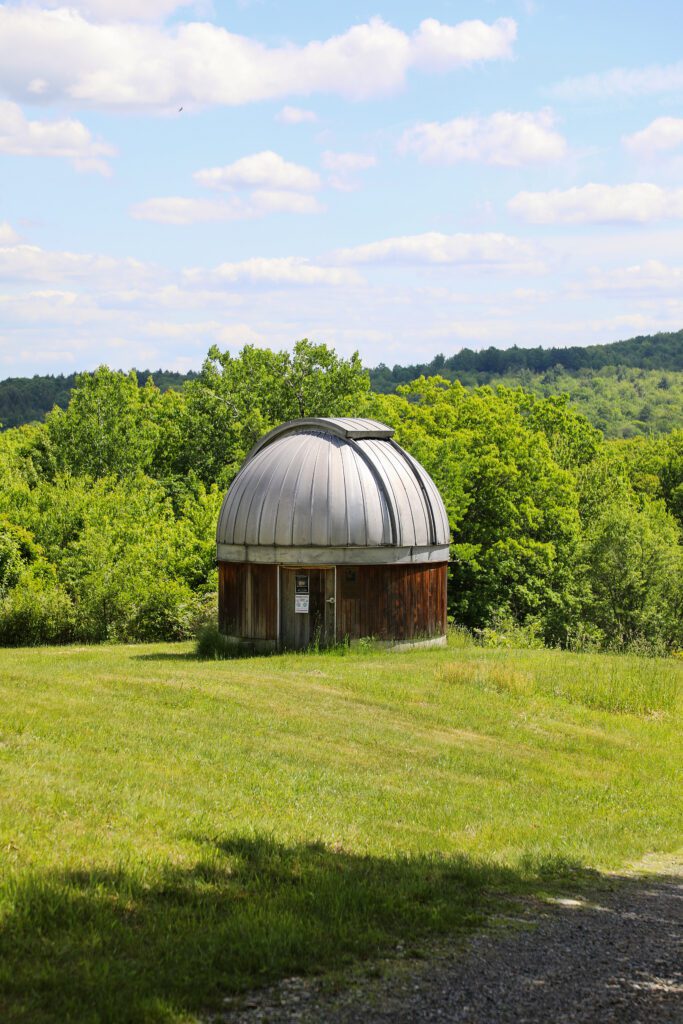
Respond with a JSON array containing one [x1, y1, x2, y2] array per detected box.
[[327, 597, 336, 604]]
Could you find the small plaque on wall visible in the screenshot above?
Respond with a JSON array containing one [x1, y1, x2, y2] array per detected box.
[[295, 594, 309, 613]]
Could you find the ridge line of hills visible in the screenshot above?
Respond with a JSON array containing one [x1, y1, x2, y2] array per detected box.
[[1, 329, 682, 437]]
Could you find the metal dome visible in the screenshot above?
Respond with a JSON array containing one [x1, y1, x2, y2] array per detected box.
[[216, 418, 450, 566]]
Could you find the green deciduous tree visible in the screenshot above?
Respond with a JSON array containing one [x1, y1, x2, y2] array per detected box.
[[178, 341, 370, 487], [366, 378, 585, 643], [580, 497, 682, 651], [47, 367, 163, 478]]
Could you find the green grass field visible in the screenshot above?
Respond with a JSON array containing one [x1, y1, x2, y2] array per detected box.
[[0, 638, 681, 1023]]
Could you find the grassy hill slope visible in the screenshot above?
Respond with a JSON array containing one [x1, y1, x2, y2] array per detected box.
[[0, 639, 680, 1022]]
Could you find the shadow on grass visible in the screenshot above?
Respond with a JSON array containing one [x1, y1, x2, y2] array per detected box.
[[1, 834, 597, 1024], [133, 650, 274, 663], [133, 651, 203, 662]]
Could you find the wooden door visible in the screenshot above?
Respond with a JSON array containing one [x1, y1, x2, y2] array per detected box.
[[280, 568, 335, 650]]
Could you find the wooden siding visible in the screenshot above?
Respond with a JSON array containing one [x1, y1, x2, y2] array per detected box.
[[218, 562, 278, 641], [218, 560, 447, 648], [336, 563, 447, 642]]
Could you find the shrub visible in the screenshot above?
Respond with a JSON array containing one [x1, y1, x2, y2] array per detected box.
[[0, 574, 74, 646], [127, 579, 199, 642], [195, 622, 237, 660]]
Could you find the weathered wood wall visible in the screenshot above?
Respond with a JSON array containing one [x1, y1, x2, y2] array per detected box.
[[218, 561, 448, 647], [336, 563, 447, 642], [218, 562, 278, 641]]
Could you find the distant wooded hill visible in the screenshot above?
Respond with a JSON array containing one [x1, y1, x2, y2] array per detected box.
[[0, 369, 197, 430], [368, 328, 683, 389], [1, 329, 682, 437]]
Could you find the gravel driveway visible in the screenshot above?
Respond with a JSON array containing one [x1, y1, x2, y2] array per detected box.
[[214, 856, 682, 1024]]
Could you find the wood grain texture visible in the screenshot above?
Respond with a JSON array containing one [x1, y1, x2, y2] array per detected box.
[[218, 561, 447, 648], [218, 562, 278, 641], [336, 563, 447, 642]]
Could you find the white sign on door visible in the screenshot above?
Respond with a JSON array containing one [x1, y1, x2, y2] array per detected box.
[[295, 594, 309, 614]]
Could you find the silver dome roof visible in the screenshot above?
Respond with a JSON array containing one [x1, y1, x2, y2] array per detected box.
[[216, 418, 450, 561]]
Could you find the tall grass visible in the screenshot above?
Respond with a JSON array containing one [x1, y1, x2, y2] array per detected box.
[[439, 637, 680, 715]]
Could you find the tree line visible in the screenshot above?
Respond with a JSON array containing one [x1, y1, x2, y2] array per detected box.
[[369, 329, 683, 389], [0, 369, 197, 430], [2, 330, 683, 434], [1, 340, 681, 653]]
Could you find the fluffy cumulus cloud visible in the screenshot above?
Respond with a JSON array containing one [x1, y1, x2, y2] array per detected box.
[[399, 109, 566, 166], [508, 183, 683, 224], [276, 106, 318, 125], [194, 151, 320, 192], [552, 60, 683, 101], [0, 100, 115, 173], [135, 151, 324, 224], [587, 260, 683, 295], [184, 257, 361, 287], [333, 231, 540, 270], [410, 17, 516, 70], [131, 191, 323, 225], [0, 239, 154, 284], [623, 117, 683, 156], [0, 9, 517, 110]]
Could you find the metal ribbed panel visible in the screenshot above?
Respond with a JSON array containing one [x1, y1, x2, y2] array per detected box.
[[216, 418, 450, 553]]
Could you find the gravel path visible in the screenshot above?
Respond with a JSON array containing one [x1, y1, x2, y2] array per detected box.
[[214, 857, 682, 1024]]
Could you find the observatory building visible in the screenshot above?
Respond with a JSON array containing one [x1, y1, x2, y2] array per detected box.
[[216, 417, 450, 651]]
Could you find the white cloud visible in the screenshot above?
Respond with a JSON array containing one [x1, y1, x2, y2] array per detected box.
[[321, 151, 377, 173], [333, 231, 540, 270], [276, 106, 318, 124], [39, 0, 197, 21], [399, 109, 566, 166], [0, 223, 19, 244], [194, 151, 320, 191], [411, 17, 516, 70], [623, 117, 683, 156], [0, 100, 115, 174], [587, 260, 683, 295], [130, 197, 246, 225], [0, 9, 517, 111], [249, 190, 323, 215], [321, 150, 377, 191], [552, 61, 683, 101], [508, 183, 683, 224], [184, 257, 361, 287], [131, 191, 323, 224], [0, 241, 153, 283], [137, 151, 324, 223]]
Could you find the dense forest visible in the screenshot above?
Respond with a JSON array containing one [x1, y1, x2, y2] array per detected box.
[[2, 331, 682, 438], [0, 369, 198, 430], [369, 328, 683, 385], [1, 340, 681, 654]]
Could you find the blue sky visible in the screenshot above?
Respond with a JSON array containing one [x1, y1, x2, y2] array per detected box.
[[1, 0, 683, 376]]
